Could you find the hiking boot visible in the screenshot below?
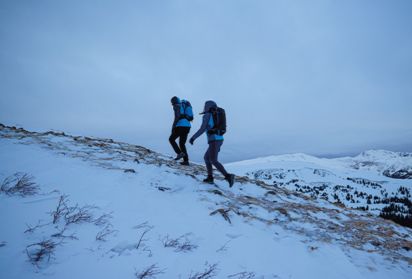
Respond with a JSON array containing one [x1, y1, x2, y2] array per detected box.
[[174, 152, 185, 161], [203, 176, 214, 184], [180, 161, 190, 166], [225, 174, 235, 188]]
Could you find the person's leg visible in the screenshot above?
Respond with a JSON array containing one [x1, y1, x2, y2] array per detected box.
[[209, 141, 229, 177], [169, 129, 181, 155], [210, 141, 235, 187], [204, 145, 213, 177], [178, 127, 190, 162]]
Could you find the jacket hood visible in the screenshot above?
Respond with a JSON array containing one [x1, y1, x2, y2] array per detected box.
[[201, 100, 217, 114], [171, 96, 180, 105]]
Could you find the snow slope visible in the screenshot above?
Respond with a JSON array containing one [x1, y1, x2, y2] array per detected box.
[[0, 124, 411, 279]]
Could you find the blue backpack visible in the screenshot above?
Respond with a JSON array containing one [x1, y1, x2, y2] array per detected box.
[[180, 100, 194, 121]]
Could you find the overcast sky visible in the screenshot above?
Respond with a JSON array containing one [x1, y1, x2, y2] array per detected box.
[[1, 0, 411, 162]]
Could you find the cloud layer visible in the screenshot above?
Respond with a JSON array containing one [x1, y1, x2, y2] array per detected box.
[[1, 0, 411, 162]]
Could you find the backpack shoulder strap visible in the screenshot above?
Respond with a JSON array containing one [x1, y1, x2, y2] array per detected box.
[[179, 101, 188, 119]]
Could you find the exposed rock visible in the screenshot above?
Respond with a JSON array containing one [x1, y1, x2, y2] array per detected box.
[[383, 169, 412, 179]]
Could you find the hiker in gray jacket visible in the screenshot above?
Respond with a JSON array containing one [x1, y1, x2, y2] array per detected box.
[[189, 100, 235, 187]]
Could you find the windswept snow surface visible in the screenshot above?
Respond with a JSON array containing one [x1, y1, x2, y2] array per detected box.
[[0, 125, 411, 279]]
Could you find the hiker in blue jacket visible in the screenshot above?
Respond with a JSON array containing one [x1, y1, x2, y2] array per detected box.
[[169, 96, 193, 166], [189, 100, 235, 187]]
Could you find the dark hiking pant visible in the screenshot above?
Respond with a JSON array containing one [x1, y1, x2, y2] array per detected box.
[[204, 140, 228, 178], [169, 127, 190, 162]]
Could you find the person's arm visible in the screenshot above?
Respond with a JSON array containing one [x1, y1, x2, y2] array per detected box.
[[190, 113, 211, 143], [171, 104, 181, 132]]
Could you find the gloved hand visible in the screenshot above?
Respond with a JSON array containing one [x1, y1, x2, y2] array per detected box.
[[189, 137, 195, 145]]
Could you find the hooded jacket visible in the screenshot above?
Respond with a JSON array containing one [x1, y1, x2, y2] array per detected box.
[[191, 100, 224, 143], [171, 97, 191, 129]]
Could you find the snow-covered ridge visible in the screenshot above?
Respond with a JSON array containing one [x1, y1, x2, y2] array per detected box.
[[1, 123, 412, 279], [228, 150, 412, 179], [351, 150, 412, 178]]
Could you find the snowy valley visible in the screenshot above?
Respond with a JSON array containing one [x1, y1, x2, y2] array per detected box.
[[0, 124, 411, 279]]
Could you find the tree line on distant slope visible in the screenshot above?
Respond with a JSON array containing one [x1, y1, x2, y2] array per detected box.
[[292, 181, 412, 228], [379, 188, 412, 228]]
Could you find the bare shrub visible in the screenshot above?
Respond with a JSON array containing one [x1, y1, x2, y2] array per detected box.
[[50, 227, 78, 240], [94, 212, 113, 226], [134, 222, 154, 250], [51, 195, 70, 224], [50, 195, 105, 227], [162, 233, 198, 252], [188, 262, 218, 279], [26, 239, 61, 266], [228, 271, 256, 279], [96, 224, 118, 241], [25, 194, 115, 267], [0, 173, 39, 197], [216, 239, 232, 253], [24, 220, 50, 234], [136, 228, 152, 250], [162, 235, 179, 248], [210, 208, 231, 224], [134, 221, 154, 231], [131, 222, 154, 257], [64, 204, 96, 226], [135, 264, 165, 279]]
